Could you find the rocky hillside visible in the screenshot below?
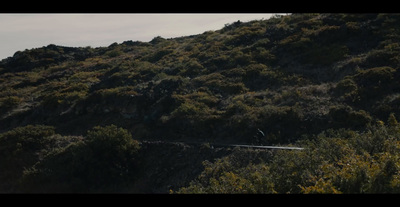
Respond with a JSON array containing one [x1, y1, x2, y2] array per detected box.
[[2, 14, 400, 144], [2, 13, 400, 193]]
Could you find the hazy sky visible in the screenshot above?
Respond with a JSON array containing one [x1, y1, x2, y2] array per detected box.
[[0, 13, 278, 60]]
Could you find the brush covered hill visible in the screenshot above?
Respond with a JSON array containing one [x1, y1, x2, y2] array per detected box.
[[2, 13, 400, 193]]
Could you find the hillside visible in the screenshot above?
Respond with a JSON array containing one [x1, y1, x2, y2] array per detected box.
[[1, 13, 400, 193]]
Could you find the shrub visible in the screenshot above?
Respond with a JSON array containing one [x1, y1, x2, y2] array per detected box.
[[146, 49, 174, 62], [328, 106, 372, 129], [105, 49, 123, 58], [85, 125, 140, 160], [177, 150, 276, 194], [243, 64, 282, 90], [0, 96, 21, 111], [178, 124, 400, 194], [354, 66, 396, 87], [0, 125, 55, 154], [252, 47, 276, 65], [0, 125, 56, 192], [303, 44, 349, 65], [333, 77, 358, 102], [178, 59, 204, 78], [388, 113, 399, 127], [352, 66, 396, 102], [0, 124, 56, 173], [20, 125, 140, 193], [363, 49, 399, 68]]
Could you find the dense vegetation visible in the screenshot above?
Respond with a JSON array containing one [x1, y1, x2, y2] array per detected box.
[[1, 13, 400, 193]]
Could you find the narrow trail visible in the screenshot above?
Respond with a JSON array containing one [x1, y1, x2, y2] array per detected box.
[[229, 144, 304, 150], [139, 140, 304, 150]]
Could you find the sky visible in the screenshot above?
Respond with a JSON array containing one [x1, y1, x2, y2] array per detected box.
[[0, 13, 279, 60]]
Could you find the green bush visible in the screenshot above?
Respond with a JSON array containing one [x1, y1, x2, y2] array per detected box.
[[0, 125, 56, 192], [363, 49, 399, 68], [178, 124, 400, 194], [302, 44, 349, 65], [0, 125, 55, 155], [354, 66, 396, 87], [19, 125, 140, 193], [146, 49, 174, 62], [388, 113, 399, 127], [177, 149, 276, 194], [353, 66, 396, 102], [0, 96, 21, 111], [178, 59, 204, 78], [329, 105, 372, 129], [251, 47, 276, 65], [85, 124, 139, 157], [333, 78, 358, 101], [104, 48, 123, 58]]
